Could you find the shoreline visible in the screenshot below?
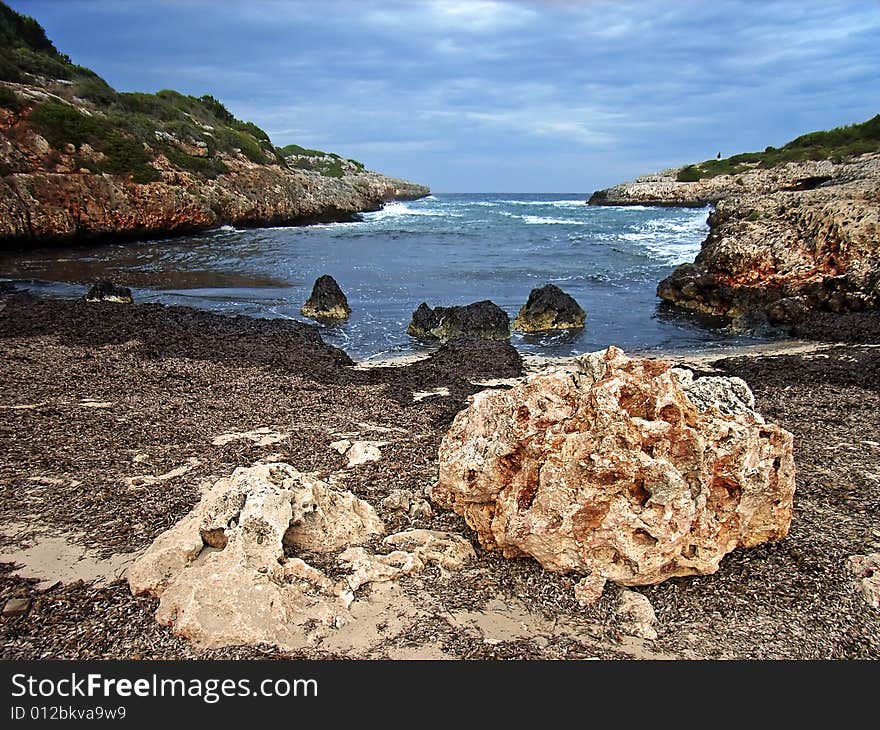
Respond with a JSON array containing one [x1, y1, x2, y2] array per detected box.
[[1, 294, 878, 659], [354, 337, 863, 374]]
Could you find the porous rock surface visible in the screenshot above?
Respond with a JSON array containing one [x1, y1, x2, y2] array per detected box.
[[407, 300, 511, 342], [513, 283, 586, 332], [590, 154, 880, 327], [431, 346, 795, 602], [128, 463, 472, 650], [301, 274, 351, 321]]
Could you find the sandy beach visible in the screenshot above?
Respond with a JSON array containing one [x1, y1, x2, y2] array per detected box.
[[1, 293, 878, 659]]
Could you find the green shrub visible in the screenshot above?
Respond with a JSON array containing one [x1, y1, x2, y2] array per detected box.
[[0, 84, 20, 110], [7, 45, 71, 79], [277, 143, 326, 158], [232, 119, 270, 143], [197, 94, 234, 123], [163, 146, 228, 179], [71, 74, 117, 105], [29, 100, 107, 147], [680, 114, 880, 181], [676, 165, 702, 182]]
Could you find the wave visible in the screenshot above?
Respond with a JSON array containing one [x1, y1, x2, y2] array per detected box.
[[363, 202, 462, 221], [495, 199, 585, 207], [520, 215, 583, 225]]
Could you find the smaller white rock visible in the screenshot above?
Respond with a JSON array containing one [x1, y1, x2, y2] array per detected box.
[[616, 589, 658, 640]]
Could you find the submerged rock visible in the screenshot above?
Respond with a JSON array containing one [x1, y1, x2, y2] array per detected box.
[[84, 281, 133, 304], [301, 274, 351, 321], [513, 283, 585, 332], [407, 300, 510, 341], [431, 346, 795, 602]]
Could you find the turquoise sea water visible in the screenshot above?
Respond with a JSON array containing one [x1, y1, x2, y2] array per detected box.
[[0, 193, 769, 360]]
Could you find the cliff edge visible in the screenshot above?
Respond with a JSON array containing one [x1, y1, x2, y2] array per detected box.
[[589, 116, 880, 330], [0, 3, 428, 248]]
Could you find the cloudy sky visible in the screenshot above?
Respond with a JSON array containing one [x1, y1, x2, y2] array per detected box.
[[10, 0, 880, 192]]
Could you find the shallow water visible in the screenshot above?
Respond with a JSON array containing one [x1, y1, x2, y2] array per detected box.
[[0, 193, 771, 359]]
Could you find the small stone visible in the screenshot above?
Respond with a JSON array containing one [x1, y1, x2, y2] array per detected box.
[[574, 575, 607, 606], [84, 281, 134, 304], [382, 490, 411, 512], [344, 441, 384, 467], [330, 439, 352, 455], [409, 498, 433, 520], [616, 589, 658, 640], [848, 554, 880, 610], [3, 597, 31, 617], [383, 529, 475, 571]]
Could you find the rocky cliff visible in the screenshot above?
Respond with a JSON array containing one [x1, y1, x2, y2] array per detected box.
[[589, 118, 880, 330], [0, 3, 428, 247]]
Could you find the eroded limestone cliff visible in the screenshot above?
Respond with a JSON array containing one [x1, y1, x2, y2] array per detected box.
[[590, 152, 880, 329], [0, 84, 428, 246]]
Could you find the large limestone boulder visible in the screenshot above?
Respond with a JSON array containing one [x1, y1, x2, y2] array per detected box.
[[301, 274, 351, 321], [431, 346, 795, 602], [407, 300, 510, 341], [513, 284, 585, 332]]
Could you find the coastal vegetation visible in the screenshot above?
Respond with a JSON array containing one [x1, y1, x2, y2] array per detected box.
[[677, 114, 880, 181], [277, 143, 366, 178], [0, 0, 357, 181]]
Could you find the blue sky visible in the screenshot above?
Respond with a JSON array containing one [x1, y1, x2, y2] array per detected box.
[[9, 0, 880, 192]]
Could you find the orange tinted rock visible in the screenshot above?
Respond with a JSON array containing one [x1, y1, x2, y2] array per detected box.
[[432, 347, 795, 601]]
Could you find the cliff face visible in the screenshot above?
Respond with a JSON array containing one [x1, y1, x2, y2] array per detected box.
[[590, 148, 880, 329], [0, 86, 428, 247], [588, 159, 843, 208]]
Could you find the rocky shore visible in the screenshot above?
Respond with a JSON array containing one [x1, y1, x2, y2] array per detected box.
[[0, 84, 428, 247], [589, 150, 880, 331], [1, 294, 878, 659]]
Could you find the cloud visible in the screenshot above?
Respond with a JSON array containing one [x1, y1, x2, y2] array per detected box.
[[10, 0, 880, 191], [366, 0, 537, 34]]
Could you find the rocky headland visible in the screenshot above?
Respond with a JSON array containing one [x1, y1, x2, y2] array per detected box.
[[0, 4, 428, 248], [589, 117, 880, 332]]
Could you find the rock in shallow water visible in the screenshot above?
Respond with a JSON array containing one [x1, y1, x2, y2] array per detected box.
[[513, 283, 585, 332], [84, 281, 133, 304], [301, 274, 351, 321], [431, 346, 795, 602], [407, 300, 510, 341]]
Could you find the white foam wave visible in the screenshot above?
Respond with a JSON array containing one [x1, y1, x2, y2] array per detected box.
[[520, 215, 583, 225], [616, 210, 708, 264], [363, 202, 462, 221]]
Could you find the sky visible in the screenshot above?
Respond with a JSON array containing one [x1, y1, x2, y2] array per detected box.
[[9, 0, 880, 192]]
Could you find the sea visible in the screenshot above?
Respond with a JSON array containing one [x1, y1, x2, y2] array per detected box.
[[0, 193, 771, 361]]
